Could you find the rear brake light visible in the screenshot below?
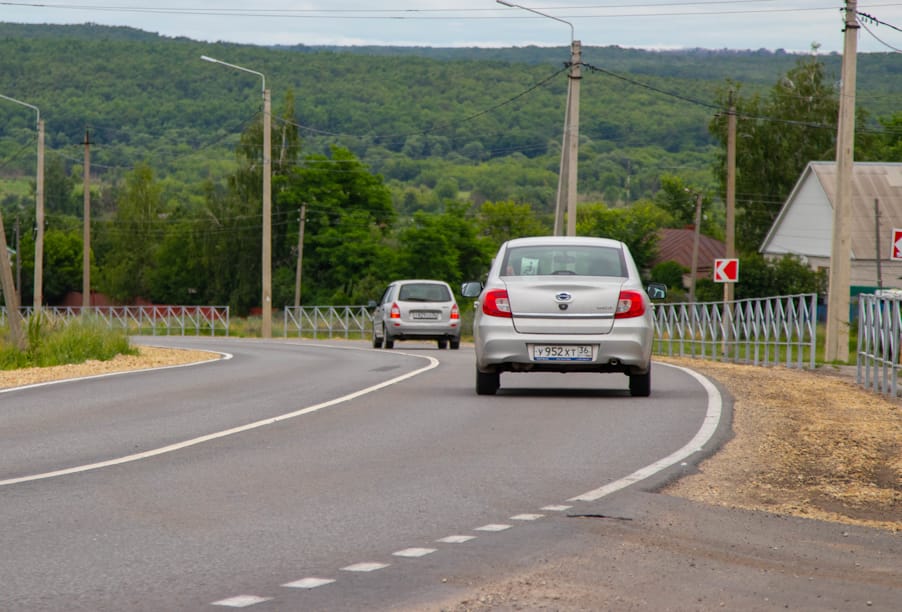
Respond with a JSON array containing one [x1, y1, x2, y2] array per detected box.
[[615, 290, 646, 318], [482, 289, 512, 318], [450, 303, 460, 320], [390, 303, 401, 319]]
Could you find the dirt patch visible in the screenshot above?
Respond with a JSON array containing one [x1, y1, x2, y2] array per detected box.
[[658, 357, 901, 532]]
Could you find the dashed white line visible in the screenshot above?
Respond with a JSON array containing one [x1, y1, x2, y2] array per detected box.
[[393, 547, 437, 558], [542, 504, 572, 512], [511, 513, 544, 521], [211, 594, 272, 607], [282, 577, 335, 589], [437, 535, 476, 543], [341, 562, 390, 572], [474, 523, 512, 532]]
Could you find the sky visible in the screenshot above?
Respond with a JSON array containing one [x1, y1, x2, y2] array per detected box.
[[2, 1, 902, 54]]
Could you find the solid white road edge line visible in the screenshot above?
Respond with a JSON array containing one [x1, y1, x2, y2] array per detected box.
[[0, 350, 439, 487], [568, 362, 723, 502], [0, 352, 231, 394]]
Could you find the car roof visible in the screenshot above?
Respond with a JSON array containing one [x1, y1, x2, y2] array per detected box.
[[501, 236, 625, 249], [391, 279, 451, 286]]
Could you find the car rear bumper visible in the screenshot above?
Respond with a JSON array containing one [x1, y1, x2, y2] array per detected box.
[[473, 316, 652, 374]]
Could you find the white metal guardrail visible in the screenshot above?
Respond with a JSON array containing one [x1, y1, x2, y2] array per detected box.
[[856, 291, 902, 396], [283, 305, 373, 339], [652, 294, 818, 369], [1, 306, 230, 336]]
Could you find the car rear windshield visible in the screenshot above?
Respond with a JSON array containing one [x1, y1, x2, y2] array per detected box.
[[398, 283, 452, 302], [501, 245, 626, 277]]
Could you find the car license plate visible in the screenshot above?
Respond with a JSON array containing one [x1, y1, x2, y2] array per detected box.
[[531, 344, 593, 361], [412, 311, 439, 320]]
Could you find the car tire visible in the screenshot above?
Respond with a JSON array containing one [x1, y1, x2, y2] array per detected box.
[[450, 338, 460, 350], [476, 368, 500, 395], [629, 366, 651, 397], [437, 339, 448, 349], [384, 328, 395, 349], [372, 326, 383, 349]]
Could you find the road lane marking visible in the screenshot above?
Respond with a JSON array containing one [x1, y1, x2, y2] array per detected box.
[[211, 595, 272, 607], [282, 577, 335, 589], [341, 562, 390, 572], [0, 351, 439, 487], [437, 535, 476, 543], [568, 362, 723, 502], [393, 547, 437, 558], [474, 523, 511, 532]]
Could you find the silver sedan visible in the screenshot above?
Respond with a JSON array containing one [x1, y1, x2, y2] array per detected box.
[[461, 236, 663, 396]]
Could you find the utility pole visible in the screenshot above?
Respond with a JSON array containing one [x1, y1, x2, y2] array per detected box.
[[262, 87, 272, 338], [722, 92, 737, 354], [14, 216, 21, 294], [565, 39, 581, 236], [724, 92, 737, 305], [34, 118, 44, 313], [825, 0, 859, 363], [874, 198, 883, 290], [689, 192, 703, 303], [294, 203, 306, 309], [82, 127, 91, 309], [0, 211, 23, 349]]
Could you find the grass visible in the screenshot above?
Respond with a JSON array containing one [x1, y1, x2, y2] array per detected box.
[[0, 314, 137, 370]]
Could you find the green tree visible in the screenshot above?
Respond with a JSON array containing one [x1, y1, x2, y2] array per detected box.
[[476, 199, 549, 249], [576, 201, 670, 273], [694, 253, 820, 301], [97, 163, 163, 302], [709, 56, 839, 252], [42, 228, 84, 303]]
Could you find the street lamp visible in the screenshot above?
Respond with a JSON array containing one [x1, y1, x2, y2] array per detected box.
[[0, 93, 44, 312], [201, 55, 273, 338], [496, 0, 580, 236]]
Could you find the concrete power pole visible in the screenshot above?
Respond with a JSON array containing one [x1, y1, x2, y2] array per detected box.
[[724, 92, 737, 305], [34, 118, 44, 313], [0, 211, 23, 349], [82, 128, 91, 309], [825, 0, 859, 363], [262, 87, 272, 338], [565, 39, 581, 237], [294, 204, 306, 309]]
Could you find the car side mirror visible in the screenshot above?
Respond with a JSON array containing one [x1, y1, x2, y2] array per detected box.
[[646, 283, 667, 300], [461, 282, 483, 298], [367, 300, 377, 308]]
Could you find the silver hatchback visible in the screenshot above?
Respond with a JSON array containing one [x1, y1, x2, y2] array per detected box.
[[372, 280, 461, 349], [461, 236, 663, 396]]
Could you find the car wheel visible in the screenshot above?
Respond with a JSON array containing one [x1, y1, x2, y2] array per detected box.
[[476, 368, 500, 395], [384, 327, 395, 349], [629, 366, 651, 397], [449, 338, 460, 350], [437, 339, 448, 349], [372, 325, 383, 349]]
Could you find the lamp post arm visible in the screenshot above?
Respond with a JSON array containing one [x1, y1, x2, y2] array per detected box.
[[495, 0, 574, 42], [201, 55, 265, 93], [0, 93, 39, 125]]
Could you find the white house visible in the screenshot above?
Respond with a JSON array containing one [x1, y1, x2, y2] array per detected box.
[[760, 161, 902, 289]]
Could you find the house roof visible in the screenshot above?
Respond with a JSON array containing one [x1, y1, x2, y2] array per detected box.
[[654, 228, 725, 277], [760, 162, 902, 260]]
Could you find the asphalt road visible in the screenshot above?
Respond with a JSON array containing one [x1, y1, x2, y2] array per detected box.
[[1, 338, 898, 611]]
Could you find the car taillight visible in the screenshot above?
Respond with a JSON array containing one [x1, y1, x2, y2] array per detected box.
[[450, 304, 460, 320], [390, 303, 401, 319], [615, 290, 646, 318], [482, 289, 512, 318]]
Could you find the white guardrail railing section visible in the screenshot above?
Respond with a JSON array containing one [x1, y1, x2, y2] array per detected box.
[[283, 305, 373, 339], [856, 291, 902, 397], [1, 306, 230, 336], [652, 293, 818, 369]]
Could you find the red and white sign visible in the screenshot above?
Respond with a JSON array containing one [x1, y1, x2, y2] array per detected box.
[[713, 258, 739, 283], [892, 228, 902, 260]]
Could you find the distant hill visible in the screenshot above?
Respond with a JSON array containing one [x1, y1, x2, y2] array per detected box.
[[1, 22, 898, 211]]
